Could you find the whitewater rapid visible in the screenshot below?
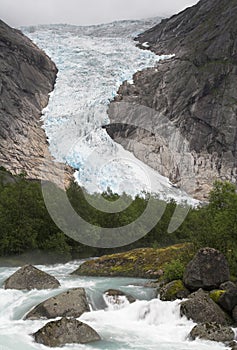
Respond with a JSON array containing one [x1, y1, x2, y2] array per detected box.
[[0, 261, 228, 350], [22, 19, 197, 205]]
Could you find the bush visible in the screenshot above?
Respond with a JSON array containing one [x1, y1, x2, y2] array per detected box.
[[163, 259, 185, 282]]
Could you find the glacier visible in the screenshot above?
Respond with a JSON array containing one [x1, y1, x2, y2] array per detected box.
[[22, 19, 197, 205]]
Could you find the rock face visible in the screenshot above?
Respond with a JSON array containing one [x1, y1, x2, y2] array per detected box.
[[183, 247, 229, 291], [189, 322, 235, 342], [4, 265, 60, 290], [33, 317, 101, 347], [106, 0, 237, 200], [25, 287, 90, 319], [0, 19, 72, 186], [180, 289, 232, 326]]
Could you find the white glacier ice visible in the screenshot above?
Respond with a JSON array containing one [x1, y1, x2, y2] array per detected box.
[[22, 19, 197, 205]]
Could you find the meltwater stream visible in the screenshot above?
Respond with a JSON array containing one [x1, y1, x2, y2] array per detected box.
[[22, 19, 196, 204], [0, 261, 228, 350]]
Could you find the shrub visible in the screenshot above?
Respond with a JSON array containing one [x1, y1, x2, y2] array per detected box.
[[163, 259, 185, 282]]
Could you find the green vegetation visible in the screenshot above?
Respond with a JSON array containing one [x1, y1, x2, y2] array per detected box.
[[160, 280, 188, 301], [0, 167, 237, 271], [163, 259, 186, 282], [209, 290, 226, 303], [72, 243, 191, 278]]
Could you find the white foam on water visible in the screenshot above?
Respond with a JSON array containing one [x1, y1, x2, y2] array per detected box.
[[0, 262, 229, 350]]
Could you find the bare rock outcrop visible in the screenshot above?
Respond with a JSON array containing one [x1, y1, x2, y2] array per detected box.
[[106, 0, 237, 200], [0, 19, 72, 187]]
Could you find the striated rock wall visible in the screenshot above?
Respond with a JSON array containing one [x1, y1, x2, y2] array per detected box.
[[0, 19, 72, 187], [107, 0, 237, 199]]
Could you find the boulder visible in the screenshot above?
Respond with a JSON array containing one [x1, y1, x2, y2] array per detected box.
[[33, 317, 101, 347], [183, 248, 229, 291], [229, 341, 237, 350], [4, 265, 60, 290], [104, 289, 136, 304], [189, 322, 235, 343], [25, 288, 90, 320], [180, 289, 232, 326], [159, 280, 190, 301], [220, 281, 237, 292], [232, 305, 237, 323], [218, 290, 237, 313]]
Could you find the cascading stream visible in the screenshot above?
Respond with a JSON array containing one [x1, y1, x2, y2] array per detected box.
[[0, 262, 228, 350]]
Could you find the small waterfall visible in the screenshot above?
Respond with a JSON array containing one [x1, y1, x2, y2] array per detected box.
[[103, 293, 130, 311]]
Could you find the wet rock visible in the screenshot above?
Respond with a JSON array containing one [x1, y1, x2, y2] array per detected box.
[[189, 322, 235, 342], [183, 247, 229, 291], [25, 288, 89, 319], [33, 317, 101, 347], [4, 265, 60, 290], [104, 289, 136, 304], [159, 280, 190, 301], [180, 289, 232, 326]]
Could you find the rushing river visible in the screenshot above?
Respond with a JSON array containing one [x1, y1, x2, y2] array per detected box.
[[0, 261, 228, 350]]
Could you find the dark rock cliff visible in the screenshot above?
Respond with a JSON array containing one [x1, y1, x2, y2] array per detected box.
[[106, 0, 237, 199], [0, 19, 72, 186]]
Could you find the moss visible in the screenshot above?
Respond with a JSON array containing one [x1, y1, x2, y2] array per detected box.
[[209, 290, 226, 303], [72, 243, 194, 278], [160, 280, 188, 301]]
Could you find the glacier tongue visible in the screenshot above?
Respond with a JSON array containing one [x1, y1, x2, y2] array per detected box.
[[22, 19, 197, 205]]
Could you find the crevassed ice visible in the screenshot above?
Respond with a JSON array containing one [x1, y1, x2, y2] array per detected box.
[[22, 19, 196, 204]]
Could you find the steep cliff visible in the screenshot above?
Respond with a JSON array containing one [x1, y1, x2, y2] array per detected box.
[[107, 0, 237, 199], [0, 19, 71, 186]]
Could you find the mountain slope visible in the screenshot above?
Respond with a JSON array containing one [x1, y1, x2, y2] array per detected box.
[[0, 19, 71, 185], [107, 0, 237, 199]]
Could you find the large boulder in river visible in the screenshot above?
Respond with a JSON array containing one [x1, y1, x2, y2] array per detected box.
[[183, 248, 229, 291], [33, 317, 101, 347], [159, 280, 190, 301], [4, 265, 60, 290], [189, 322, 235, 343], [180, 289, 232, 326], [25, 288, 90, 320]]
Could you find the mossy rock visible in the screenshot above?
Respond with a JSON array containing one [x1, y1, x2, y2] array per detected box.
[[160, 280, 190, 301], [72, 243, 193, 278], [209, 290, 226, 303]]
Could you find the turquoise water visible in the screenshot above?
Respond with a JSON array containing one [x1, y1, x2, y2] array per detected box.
[[0, 261, 228, 350]]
